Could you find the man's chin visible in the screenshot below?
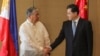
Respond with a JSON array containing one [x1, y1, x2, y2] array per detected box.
[[35, 20, 39, 22], [68, 18, 72, 20]]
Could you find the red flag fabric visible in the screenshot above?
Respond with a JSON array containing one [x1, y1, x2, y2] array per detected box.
[[75, 0, 88, 20]]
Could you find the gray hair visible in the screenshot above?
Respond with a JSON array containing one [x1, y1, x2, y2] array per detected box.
[[26, 7, 37, 17]]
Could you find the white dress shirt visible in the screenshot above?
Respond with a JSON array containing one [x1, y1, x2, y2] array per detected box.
[[72, 17, 80, 27], [19, 19, 50, 56]]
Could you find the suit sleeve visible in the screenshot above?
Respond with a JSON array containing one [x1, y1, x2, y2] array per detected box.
[[85, 21, 93, 56], [50, 22, 65, 50]]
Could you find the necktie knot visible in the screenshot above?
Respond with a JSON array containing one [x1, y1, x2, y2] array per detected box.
[[74, 21, 76, 26]]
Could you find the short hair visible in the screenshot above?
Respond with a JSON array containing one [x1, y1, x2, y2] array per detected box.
[[26, 7, 37, 17], [66, 4, 79, 14]]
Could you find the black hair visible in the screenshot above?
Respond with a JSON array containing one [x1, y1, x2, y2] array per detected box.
[[66, 4, 79, 14]]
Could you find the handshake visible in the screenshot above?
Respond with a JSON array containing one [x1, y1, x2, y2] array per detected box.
[[43, 47, 52, 56]]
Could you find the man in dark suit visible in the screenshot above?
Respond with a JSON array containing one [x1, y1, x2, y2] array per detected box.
[[45, 4, 93, 56]]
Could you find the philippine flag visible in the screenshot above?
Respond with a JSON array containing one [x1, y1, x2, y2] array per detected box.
[[0, 0, 19, 56]]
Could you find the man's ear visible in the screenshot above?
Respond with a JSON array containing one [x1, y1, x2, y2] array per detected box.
[[74, 12, 78, 15], [29, 15, 32, 19]]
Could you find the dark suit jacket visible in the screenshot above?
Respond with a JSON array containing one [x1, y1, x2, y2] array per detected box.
[[51, 18, 93, 56]]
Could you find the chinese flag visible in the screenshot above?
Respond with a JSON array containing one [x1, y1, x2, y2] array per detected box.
[[75, 0, 88, 20]]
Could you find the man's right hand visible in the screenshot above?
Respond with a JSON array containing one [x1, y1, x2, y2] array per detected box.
[[43, 47, 51, 56]]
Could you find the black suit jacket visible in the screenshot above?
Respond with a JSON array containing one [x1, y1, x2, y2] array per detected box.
[[51, 18, 93, 56]]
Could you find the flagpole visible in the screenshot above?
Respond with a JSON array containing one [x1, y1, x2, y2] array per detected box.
[[33, 0, 34, 7], [87, 0, 89, 19]]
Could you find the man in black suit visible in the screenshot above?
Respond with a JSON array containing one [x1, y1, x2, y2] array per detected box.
[[44, 4, 93, 56]]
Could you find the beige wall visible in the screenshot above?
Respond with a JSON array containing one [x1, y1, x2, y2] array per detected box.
[[89, 0, 100, 56], [0, 0, 100, 56], [16, 0, 33, 27], [0, 0, 2, 14]]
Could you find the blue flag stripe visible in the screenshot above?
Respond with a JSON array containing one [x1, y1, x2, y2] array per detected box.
[[9, 0, 19, 54]]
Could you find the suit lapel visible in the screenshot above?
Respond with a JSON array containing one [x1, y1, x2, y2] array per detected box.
[[68, 21, 73, 38]]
